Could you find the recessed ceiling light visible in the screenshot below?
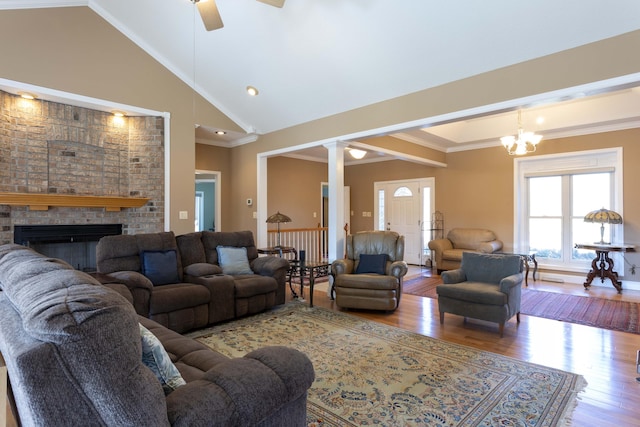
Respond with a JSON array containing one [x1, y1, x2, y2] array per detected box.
[[246, 86, 259, 96], [18, 92, 36, 100], [536, 116, 545, 125], [215, 130, 227, 135]]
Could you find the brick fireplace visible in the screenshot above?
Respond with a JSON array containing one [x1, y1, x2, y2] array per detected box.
[[0, 90, 165, 266]]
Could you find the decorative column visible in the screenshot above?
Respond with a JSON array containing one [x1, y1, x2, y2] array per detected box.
[[323, 141, 347, 263]]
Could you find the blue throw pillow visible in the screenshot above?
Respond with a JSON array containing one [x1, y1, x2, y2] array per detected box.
[[139, 324, 186, 395], [355, 254, 389, 275], [216, 246, 254, 275], [141, 250, 180, 286]]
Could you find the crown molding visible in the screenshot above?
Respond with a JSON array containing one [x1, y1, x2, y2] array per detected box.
[[0, 1, 87, 9]]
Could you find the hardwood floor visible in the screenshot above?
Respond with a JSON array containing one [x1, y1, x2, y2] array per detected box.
[[304, 267, 640, 427], [4, 269, 639, 426]]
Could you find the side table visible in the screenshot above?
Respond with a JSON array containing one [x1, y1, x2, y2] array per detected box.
[[496, 252, 537, 286], [288, 260, 330, 307], [575, 243, 635, 293], [257, 246, 297, 258]]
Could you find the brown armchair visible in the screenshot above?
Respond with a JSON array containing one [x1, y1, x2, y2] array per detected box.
[[331, 231, 408, 311]]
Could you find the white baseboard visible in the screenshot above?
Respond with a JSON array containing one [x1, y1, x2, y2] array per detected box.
[[537, 272, 640, 292]]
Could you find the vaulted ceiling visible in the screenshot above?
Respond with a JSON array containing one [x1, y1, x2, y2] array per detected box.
[[2, 0, 640, 158]]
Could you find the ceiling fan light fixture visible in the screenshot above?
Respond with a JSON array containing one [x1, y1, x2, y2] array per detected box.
[[256, 0, 286, 7], [246, 86, 259, 96], [193, 0, 224, 31]]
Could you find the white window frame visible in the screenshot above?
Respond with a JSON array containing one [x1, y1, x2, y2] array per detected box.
[[514, 148, 623, 273]]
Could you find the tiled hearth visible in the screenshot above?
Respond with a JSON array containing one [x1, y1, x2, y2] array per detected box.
[[0, 90, 165, 250]]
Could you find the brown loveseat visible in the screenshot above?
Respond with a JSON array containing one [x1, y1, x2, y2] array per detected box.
[[0, 244, 314, 426], [428, 228, 503, 274], [96, 230, 289, 333]]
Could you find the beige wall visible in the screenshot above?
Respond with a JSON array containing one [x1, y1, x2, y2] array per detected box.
[[0, 7, 242, 235], [267, 157, 327, 229]]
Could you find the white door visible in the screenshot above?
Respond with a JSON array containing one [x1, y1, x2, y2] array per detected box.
[[375, 178, 435, 265]]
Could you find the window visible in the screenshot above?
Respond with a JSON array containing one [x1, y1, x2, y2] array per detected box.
[[515, 148, 623, 271], [393, 186, 413, 197], [527, 172, 613, 264]]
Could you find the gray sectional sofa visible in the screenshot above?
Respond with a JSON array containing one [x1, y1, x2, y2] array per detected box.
[[0, 243, 314, 426], [95, 230, 290, 333]]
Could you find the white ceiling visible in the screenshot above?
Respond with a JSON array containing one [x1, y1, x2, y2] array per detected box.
[[2, 0, 640, 160]]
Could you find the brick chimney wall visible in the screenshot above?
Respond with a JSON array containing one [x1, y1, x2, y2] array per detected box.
[[0, 90, 165, 244]]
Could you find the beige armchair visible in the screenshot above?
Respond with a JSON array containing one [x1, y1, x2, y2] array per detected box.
[[428, 228, 503, 274], [331, 231, 408, 311]]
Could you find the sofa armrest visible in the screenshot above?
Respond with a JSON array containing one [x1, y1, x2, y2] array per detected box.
[[428, 238, 453, 267], [165, 346, 314, 426], [499, 272, 523, 293], [251, 256, 290, 277], [477, 240, 503, 253], [331, 259, 354, 276], [183, 262, 223, 277], [441, 268, 467, 284], [101, 271, 153, 316], [389, 260, 408, 278]]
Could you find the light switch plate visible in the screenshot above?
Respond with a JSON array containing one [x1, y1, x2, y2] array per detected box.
[[179, 211, 188, 219]]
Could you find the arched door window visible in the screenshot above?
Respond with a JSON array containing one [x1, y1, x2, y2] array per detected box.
[[394, 186, 412, 197]]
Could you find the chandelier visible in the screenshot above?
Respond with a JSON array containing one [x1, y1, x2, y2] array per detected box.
[[500, 110, 543, 155]]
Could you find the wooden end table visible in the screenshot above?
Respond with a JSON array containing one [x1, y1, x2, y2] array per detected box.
[[575, 243, 635, 293], [496, 252, 538, 286]]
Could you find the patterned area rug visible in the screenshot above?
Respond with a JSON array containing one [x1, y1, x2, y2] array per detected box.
[[403, 276, 640, 334], [190, 302, 586, 426]]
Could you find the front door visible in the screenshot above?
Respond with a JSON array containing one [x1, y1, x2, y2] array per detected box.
[[375, 178, 434, 265]]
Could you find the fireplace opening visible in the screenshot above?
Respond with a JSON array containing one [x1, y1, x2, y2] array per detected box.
[[14, 224, 123, 272]]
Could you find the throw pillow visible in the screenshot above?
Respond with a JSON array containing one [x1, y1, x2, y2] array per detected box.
[[216, 246, 254, 275], [140, 250, 180, 286], [139, 324, 186, 395], [355, 253, 389, 275]]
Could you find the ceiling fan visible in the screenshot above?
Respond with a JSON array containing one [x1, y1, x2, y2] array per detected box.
[[191, 0, 285, 31]]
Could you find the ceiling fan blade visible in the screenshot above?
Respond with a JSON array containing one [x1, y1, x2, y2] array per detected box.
[[257, 0, 285, 8], [196, 0, 224, 31]]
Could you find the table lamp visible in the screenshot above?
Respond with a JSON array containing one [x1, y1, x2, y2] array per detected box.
[[583, 208, 622, 245], [266, 211, 291, 248]]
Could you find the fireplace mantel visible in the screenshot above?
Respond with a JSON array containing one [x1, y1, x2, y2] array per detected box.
[[0, 192, 149, 211]]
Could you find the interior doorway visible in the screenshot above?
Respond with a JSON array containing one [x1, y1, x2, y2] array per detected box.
[[195, 170, 221, 232], [374, 178, 435, 265]]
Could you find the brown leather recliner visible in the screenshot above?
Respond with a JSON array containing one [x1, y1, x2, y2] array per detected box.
[[331, 231, 408, 311]]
